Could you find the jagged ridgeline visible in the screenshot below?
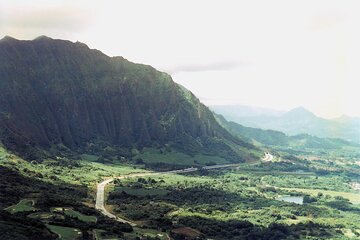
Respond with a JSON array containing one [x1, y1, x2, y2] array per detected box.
[[0, 36, 258, 161]]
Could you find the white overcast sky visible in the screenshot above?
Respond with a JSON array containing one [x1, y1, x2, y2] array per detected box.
[[1, 0, 360, 118]]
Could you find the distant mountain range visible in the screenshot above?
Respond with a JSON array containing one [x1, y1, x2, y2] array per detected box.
[[211, 105, 360, 144], [0, 36, 258, 161], [210, 105, 285, 118], [214, 114, 358, 151]]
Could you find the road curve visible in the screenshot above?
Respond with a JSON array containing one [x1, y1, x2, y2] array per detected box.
[[95, 154, 272, 225]]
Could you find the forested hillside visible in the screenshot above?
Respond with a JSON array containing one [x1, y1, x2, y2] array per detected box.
[[0, 36, 258, 162]]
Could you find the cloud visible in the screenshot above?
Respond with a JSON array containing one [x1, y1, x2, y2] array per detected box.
[[1, 0, 359, 117], [308, 12, 346, 31], [2, 4, 92, 34], [167, 60, 246, 74]]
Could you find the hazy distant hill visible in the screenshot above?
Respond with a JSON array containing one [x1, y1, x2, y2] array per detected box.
[[214, 114, 359, 150], [210, 105, 284, 119], [211, 105, 360, 143], [0, 36, 258, 161]]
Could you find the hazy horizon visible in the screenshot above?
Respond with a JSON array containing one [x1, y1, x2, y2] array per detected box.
[[1, 0, 359, 118]]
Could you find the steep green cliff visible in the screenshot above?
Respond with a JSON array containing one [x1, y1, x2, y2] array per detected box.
[[0, 36, 257, 162]]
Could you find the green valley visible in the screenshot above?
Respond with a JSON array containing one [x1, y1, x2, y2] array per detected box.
[[0, 36, 359, 240], [2, 140, 359, 239]]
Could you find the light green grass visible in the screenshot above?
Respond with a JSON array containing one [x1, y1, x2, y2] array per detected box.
[[50, 208, 97, 223], [0, 147, 148, 186], [46, 224, 82, 240], [43, 161, 148, 185], [4, 199, 36, 214], [64, 209, 97, 223]]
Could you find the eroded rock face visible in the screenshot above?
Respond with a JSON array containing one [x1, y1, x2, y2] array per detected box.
[[0, 36, 254, 160]]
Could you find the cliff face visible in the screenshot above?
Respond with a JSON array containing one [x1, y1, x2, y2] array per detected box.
[[0, 36, 255, 160]]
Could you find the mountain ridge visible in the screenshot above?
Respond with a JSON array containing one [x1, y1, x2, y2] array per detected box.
[[282, 107, 316, 118], [0, 36, 258, 162]]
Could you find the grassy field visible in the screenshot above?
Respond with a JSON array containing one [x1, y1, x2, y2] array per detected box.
[[2, 143, 360, 239], [65, 209, 97, 223], [51, 208, 97, 223], [5, 199, 36, 214], [46, 224, 82, 240], [0, 147, 148, 186]]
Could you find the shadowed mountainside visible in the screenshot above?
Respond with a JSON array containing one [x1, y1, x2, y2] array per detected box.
[[0, 36, 257, 161]]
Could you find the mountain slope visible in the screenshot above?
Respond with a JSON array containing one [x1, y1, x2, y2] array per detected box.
[[0, 36, 258, 162], [212, 105, 360, 143]]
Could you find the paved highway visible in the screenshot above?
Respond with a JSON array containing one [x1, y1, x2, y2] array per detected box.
[[95, 153, 273, 226]]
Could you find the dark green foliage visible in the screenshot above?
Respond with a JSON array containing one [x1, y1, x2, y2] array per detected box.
[[46, 214, 132, 236], [303, 195, 317, 204], [110, 185, 243, 207], [325, 199, 360, 212], [108, 186, 175, 221], [177, 216, 335, 240], [162, 187, 242, 206], [0, 210, 57, 240], [0, 166, 86, 209]]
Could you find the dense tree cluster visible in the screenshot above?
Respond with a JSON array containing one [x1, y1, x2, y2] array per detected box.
[[177, 216, 335, 240]]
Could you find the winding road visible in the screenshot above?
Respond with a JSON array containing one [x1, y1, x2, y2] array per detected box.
[[95, 153, 273, 226]]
